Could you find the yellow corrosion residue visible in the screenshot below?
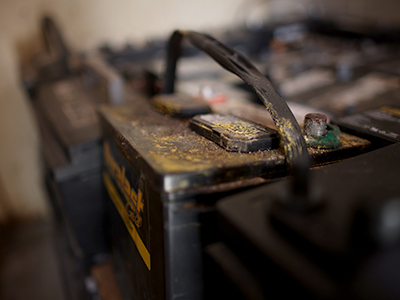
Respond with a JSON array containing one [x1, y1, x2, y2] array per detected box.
[[277, 117, 304, 163], [101, 98, 370, 181], [214, 121, 261, 137], [256, 99, 302, 163], [151, 101, 178, 115], [147, 133, 285, 174]]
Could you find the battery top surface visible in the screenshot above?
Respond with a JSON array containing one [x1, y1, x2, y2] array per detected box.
[[37, 78, 103, 147], [34, 101, 102, 182], [100, 91, 370, 193], [333, 106, 400, 142], [190, 114, 279, 152]]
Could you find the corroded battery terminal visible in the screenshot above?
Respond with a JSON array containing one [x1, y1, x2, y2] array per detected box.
[[303, 113, 340, 149]]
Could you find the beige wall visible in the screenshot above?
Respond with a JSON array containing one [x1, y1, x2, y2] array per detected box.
[[1, 0, 251, 60], [0, 34, 49, 223]]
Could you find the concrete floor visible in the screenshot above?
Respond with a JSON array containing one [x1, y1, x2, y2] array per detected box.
[[0, 219, 67, 300]]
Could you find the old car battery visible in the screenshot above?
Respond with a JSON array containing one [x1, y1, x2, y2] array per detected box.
[[35, 76, 110, 267], [37, 78, 105, 164], [207, 142, 400, 300], [305, 72, 400, 115], [204, 99, 400, 299], [100, 30, 372, 300], [333, 105, 400, 145], [206, 101, 400, 299], [24, 15, 114, 271]]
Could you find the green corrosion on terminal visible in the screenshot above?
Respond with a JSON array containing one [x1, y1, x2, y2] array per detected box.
[[304, 124, 341, 149]]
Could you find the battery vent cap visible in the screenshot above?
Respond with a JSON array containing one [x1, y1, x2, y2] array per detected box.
[[151, 93, 211, 118], [190, 113, 279, 152]]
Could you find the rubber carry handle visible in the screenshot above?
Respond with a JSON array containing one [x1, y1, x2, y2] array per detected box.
[[42, 16, 70, 73], [164, 30, 310, 194]]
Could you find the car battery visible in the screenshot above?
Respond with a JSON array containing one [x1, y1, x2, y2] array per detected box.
[[206, 104, 400, 300], [26, 14, 138, 272], [373, 58, 400, 77], [35, 76, 110, 267], [22, 16, 105, 267], [37, 78, 105, 164], [207, 143, 400, 300], [100, 30, 373, 300], [256, 32, 398, 110], [333, 105, 400, 145], [303, 72, 400, 115], [280, 70, 400, 118]]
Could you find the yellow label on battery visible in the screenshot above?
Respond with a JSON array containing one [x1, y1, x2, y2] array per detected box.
[[103, 171, 151, 270], [104, 142, 144, 228]]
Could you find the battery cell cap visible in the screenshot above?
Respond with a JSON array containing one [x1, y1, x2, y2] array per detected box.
[[151, 93, 211, 118], [190, 114, 279, 152]]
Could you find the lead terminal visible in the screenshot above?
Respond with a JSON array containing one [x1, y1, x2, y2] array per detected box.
[[304, 113, 327, 137], [304, 113, 340, 149]]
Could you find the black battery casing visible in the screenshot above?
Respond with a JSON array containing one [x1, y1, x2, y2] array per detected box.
[[35, 77, 109, 267], [99, 87, 372, 300]]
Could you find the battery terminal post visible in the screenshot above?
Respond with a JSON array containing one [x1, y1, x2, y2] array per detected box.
[[303, 113, 340, 149]]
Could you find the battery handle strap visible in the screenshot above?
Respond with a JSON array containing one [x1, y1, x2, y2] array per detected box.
[[164, 30, 310, 198], [41, 16, 71, 74]]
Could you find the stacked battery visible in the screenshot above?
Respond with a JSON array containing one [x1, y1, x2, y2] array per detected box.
[[35, 76, 108, 267], [26, 16, 400, 300], [98, 30, 380, 300]]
